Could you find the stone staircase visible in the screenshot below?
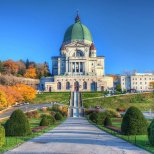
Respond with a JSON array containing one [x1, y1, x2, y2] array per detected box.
[[68, 92, 84, 117]]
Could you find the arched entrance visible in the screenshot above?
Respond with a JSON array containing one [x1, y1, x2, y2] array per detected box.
[[91, 81, 97, 91], [101, 86, 104, 91], [49, 87, 52, 92], [74, 81, 79, 91]]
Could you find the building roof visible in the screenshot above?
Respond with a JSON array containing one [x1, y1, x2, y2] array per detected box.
[[63, 15, 92, 44]]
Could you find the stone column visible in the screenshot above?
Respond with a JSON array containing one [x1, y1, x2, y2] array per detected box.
[[83, 62, 84, 74], [68, 62, 70, 72], [75, 62, 76, 73], [71, 62, 72, 73]]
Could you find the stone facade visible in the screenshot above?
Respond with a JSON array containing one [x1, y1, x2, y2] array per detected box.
[[39, 15, 113, 92], [117, 73, 154, 92]]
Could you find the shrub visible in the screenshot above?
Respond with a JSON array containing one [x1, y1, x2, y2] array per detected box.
[[40, 113, 51, 118], [89, 112, 98, 123], [50, 111, 56, 117], [32, 111, 40, 118], [26, 110, 40, 118], [148, 119, 154, 146], [5, 109, 31, 136], [105, 109, 121, 118], [40, 117, 50, 126], [40, 115, 56, 125], [0, 124, 5, 147], [121, 106, 148, 135], [52, 104, 61, 112], [96, 112, 107, 125], [61, 106, 68, 116], [85, 109, 99, 115], [55, 112, 63, 121], [104, 117, 112, 127], [47, 115, 56, 124]]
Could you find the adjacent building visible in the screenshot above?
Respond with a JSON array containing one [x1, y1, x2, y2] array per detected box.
[[117, 73, 154, 92], [39, 14, 113, 92]]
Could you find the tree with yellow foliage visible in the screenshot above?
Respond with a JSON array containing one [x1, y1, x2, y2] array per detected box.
[[0, 90, 7, 108], [13, 84, 36, 101], [0, 84, 36, 109], [0, 85, 23, 107], [24, 66, 37, 79]]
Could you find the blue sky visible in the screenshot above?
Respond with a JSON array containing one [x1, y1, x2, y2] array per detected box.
[[0, 0, 154, 74]]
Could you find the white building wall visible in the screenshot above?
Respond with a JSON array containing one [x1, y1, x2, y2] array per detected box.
[[118, 73, 154, 93], [131, 73, 154, 92]]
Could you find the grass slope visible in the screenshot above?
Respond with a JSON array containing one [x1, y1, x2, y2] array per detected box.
[[32, 92, 154, 111], [82, 92, 154, 111], [32, 92, 70, 104]]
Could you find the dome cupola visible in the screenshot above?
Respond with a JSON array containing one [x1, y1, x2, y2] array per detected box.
[[63, 14, 92, 44]]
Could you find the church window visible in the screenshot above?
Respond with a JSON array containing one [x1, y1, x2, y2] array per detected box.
[[66, 82, 70, 90], [57, 82, 61, 90], [83, 81, 87, 90], [73, 50, 84, 57]]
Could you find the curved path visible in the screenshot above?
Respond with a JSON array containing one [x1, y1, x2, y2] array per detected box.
[[5, 118, 150, 154]]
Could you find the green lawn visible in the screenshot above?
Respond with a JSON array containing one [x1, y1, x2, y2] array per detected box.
[[111, 118, 122, 128], [32, 92, 70, 104], [0, 110, 66, 153], [88, 117, 154, 153], [83, 92, 154, 111], [31, 92, 154, 111]]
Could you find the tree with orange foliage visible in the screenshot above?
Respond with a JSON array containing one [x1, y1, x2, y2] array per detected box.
[[24, 66, 37, 79], [13, 84, 36, 102], [16, 60, 26, 76], [3, 59, 19, 75], [0, 85, 23, 107]]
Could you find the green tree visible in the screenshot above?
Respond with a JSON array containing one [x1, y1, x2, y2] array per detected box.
[[104, 117, 112, 126], [121, 106, 148, 135], [148, 119, 154, 146], [115, 84, 122, 93], [55, 112, 63, 120], [5, 109, 31, 136]]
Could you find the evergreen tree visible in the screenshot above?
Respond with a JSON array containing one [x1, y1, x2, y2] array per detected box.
[[25, 59, 30, 69], [121, 106, 148, 135], [5, 109, 31, 136]]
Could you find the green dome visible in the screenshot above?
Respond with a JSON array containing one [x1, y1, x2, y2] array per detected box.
[[63, 15, 92, 44]]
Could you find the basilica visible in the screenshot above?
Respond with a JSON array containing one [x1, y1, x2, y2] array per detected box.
[[39, 14, 113, 92]]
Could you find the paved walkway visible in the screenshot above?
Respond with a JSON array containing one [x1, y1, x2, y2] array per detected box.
[[5, 118, 150, 154]]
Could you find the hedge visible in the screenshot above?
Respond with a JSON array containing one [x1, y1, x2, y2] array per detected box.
[[104, 117, 112, 127], [5, 109, 31, 136], [121, 106, 148, 135], [54, 112, 63, 121], [148, 119, 154, 146]]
